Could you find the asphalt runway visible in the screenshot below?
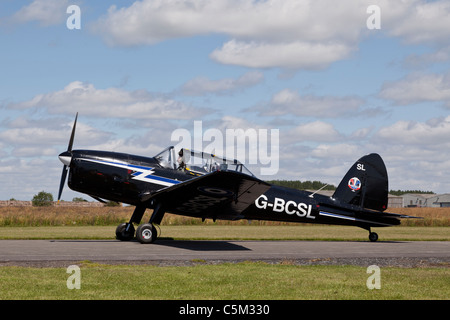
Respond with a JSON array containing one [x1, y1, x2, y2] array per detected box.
[[0, 240, 449, 267]]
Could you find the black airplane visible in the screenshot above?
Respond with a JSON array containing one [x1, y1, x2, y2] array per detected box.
[[58, 114, 418, 243]]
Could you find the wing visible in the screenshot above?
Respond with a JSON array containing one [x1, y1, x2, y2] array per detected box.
[[143, 170, 271, 220]]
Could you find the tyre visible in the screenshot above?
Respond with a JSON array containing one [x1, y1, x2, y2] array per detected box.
[[115, 223, 135, 241], [369, 232, 378, 242], [136, 223, 157, 244]]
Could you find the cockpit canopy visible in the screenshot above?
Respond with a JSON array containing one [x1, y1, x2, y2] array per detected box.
[[154, 146, 177, 170], [154, 146, 254, 177]]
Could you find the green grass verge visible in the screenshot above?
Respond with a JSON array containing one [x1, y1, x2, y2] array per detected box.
[[0, 261, 448, 300], [0, 225, 449, 241]]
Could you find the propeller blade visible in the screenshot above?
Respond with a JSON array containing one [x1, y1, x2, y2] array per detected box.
[[67, 112, 78, 152], [58, 113, 78, 203], [57, 165, 68, 202]]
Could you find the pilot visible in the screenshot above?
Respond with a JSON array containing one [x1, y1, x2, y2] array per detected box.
[[177, 149, 185, 170], [211, 161, 220, 171]]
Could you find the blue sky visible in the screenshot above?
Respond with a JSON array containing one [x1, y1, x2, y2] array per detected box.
[[1, 0, 450, 201]]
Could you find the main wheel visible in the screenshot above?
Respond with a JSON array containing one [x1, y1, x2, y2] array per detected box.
[[136, 223, 158, 244], [369, 232, 378, 242], [115, 223, 135, 241]]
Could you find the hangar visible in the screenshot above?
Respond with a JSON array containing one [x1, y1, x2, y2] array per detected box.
[[425, 194, 450, 208], [389, 193, 450, 208]]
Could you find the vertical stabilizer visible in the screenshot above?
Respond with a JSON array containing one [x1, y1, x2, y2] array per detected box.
[[332, 153, 388, 211]]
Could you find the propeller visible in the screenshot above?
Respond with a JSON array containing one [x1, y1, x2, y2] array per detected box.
[[57, 113, 78, 203]]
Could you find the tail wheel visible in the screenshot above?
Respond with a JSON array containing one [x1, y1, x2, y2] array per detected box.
[[115, 223, 135, 241], [369, 232, 378, 242], [136, 223, 158, 244]]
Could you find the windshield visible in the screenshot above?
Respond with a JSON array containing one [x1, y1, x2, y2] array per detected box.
[[154, 146, 177, 169], [177, 148, 255, 177]]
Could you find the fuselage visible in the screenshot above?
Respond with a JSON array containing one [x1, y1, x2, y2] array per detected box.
[[61, 149, 401, 229]]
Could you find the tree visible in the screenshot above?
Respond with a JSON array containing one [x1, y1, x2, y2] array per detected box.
[[72, 197, 87, 202], [32, 191, 54, 207], [105, 201, 121, 207]]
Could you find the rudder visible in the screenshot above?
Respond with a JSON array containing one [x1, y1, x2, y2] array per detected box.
[[332, 153, 388, 211]]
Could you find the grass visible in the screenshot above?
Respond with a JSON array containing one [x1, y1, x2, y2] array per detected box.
[[0, 225, 449, 241], [1, 206, 449, 227], [0, 206, 133, 227], [0, 206, 448, 242], [0, 261, 448, 300], [0, 207, 448, 301]]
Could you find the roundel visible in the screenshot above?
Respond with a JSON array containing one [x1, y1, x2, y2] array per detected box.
[[197, 186, 234, 197], [348, 177, 361, 191]]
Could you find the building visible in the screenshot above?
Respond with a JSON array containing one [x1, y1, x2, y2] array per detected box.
[[401, 193, 435, 208], [395, 193, 450, 208], [388, 195, 403, 208], [424, 194, 450, 208]]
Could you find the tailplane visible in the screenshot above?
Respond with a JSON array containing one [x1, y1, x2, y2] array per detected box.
[[332, 153, 388, 211]]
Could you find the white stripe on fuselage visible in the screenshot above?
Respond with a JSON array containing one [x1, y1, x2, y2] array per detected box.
[[81, 158, 179, 187], [318, 211, 391, 226]]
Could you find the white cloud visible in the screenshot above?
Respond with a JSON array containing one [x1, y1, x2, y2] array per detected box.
[[0, 157, 61, 200], [274, 115, 450, 193], [379, 72, 450, 106], [91, 0, 368, 69], [209, 40, 355, 69], [0, 116, 112, 156], [180, 71, 264, 96], [0, 126, 68, 146], [251, 89, 364, 118], [8, 81, 210, 119], [375, 116, 450, 147], [366, 116, 450, 192], [93, 0, 366, 46], [403, 46, 450, 68], [285, 121, 342, 143], [311, 143, 360, 159], [11, 0, 69, 26], [384, 0, 450, 45], [91, 0, 450, 70]]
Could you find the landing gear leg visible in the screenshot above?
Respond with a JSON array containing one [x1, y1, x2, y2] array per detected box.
[[362, 226, 379, 242], [116, 205, 146, 241], [136, 201, 165, 244]]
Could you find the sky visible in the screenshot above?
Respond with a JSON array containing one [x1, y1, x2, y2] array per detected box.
[[1, 0, 450, 201]]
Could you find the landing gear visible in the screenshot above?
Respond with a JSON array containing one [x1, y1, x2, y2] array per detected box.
[[115, 223, 135, 241], [136, 223, 158, 244], [115, 202, 165, 244], [362, 226, 379, 242], [115, 222, 158, 243], [369, 232, 379, 242]]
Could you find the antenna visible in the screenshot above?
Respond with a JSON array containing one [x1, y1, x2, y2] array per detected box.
[[309, 184, 329, 198]]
